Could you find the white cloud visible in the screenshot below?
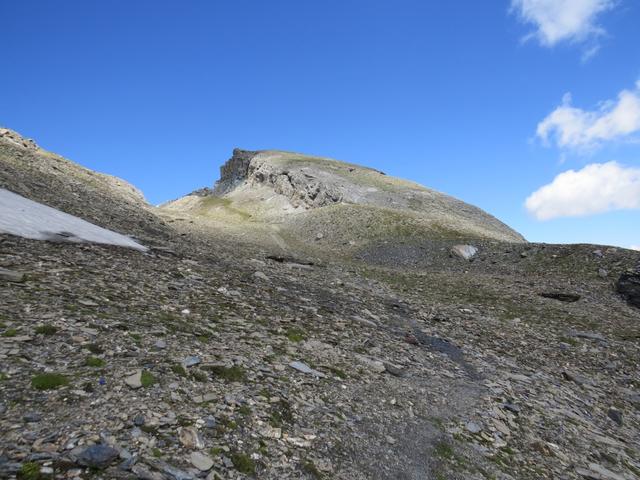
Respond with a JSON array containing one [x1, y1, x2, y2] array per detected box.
[[511, 0, 615, 48], [630, 245, 640, 251], [536, 82, 640, 149], [525, 161, 640, 220]]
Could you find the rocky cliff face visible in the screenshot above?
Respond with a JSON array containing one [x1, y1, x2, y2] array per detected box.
[[212, 149, 260, 195]]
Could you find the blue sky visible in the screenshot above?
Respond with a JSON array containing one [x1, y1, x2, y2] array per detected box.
[[1, 1, 639, 248]]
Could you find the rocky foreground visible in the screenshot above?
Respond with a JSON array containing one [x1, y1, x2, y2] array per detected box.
[[0, 128, 639, 479], [1, 230, 639, 480]]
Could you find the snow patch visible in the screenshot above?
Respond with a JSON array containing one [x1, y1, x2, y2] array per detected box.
[[0, 188, 147, 251]]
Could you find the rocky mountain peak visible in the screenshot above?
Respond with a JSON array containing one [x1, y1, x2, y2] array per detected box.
[[212, 148, 261, 195]]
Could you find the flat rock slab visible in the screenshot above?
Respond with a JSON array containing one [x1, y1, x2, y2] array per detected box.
[[289, 361, 326, 378], [124, 371, 142, 389], [76, 444, 119, 468], [190, 451, 214, 471]]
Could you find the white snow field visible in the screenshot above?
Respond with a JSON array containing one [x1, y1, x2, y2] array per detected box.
[[0, 188, 147, 251]]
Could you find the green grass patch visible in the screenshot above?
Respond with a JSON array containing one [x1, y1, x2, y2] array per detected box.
[[327, 366, 347, 379], [141, 370, 156, 387], [204, 365, 246, 382], [2, 328, 18, 337], [302, 460, 323, 479], [31, 373, 69, 390], [198, 196, 252, 220], [85, 343, 104, 354], [35, 325, 57, 335], [191, 370, 209, 382], [433, 441, 454, 461], [286, 327, 306, 343], [171, 364, 187, 376], [17, 462, 42, 480], [231, 452, 255, 475], [85, 356, 105, 368]]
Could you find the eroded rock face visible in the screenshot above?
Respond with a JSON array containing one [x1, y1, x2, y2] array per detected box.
[[212, 149, 260, 195], [247, 159, 343, 209], [212, 148, 344, 208]]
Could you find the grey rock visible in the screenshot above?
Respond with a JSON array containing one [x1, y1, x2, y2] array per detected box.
[[501, 402, 521, 415], [119, 455, 137, 471], [182, 356, 201, 368], [562, 371, 590, 385], [23, 412, 42, 423], [465, 421, 482, 433], [76, 444, 120, 468], [0, 267, 25, 282], [157, 461, 195, 480], [289, 361, 326, 378], [132, 464, 166, 480], [133, 414, 145, 426], [178, 427, 204, 449], [450, 245, 478, 260], [576, 463, 626, 480], [253, 271, 269, 281], [124, 370, 143, 389], [568, 330, 606, 342], [190, 451, 213, 471], [607, 408, 623, 426], [204, 417, 216, 429], [154, 339, 167, 349]]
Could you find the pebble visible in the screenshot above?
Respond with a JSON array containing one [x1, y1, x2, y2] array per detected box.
[[154, 339, 167, 349]]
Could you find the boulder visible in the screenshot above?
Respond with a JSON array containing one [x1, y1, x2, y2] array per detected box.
[[450, 245, 478, 261]]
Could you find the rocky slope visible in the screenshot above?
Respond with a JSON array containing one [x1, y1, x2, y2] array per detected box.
[[0, 129, 639, 480], [0, 128, 170, 243]]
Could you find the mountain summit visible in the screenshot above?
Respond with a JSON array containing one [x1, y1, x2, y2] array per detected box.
[[162, 148, 524, 259]]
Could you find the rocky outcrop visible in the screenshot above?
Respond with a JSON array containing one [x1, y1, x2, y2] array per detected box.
[[212, 149, 260, 195], [212, 149, 345, 208], [0, 128, 39, 151], [246, 158, 344, 208]]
